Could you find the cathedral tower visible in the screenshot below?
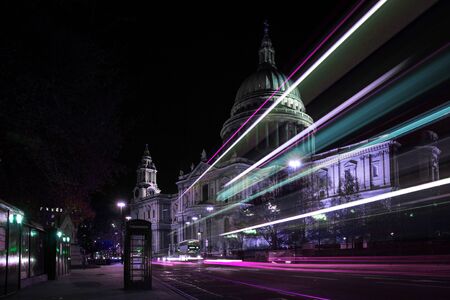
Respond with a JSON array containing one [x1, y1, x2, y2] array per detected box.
[[133, 144, 160, 202]]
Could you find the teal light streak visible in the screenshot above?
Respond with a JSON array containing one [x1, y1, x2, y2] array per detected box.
[[232, 103, 449, 205], [204, 102, 449, 222], [218, 49, 450, 201]]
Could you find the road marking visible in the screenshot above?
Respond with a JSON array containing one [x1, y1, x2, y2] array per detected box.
[[364, 276, 402, 281], [375, 281, 450, 289], [412, 279, 445, 283], [166, 277, 224, 297], [294, 275, 338, 281], [152, 276, 200, 300], [203, 274, 330, 300]]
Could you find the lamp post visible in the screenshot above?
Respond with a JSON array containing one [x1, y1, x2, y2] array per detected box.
[[116, 201, 126, 262], [117, 201, 126, 216], [206, 207, 214, 255]]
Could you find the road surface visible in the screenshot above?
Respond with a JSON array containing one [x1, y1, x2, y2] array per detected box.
[[152, 260, 450, 300]]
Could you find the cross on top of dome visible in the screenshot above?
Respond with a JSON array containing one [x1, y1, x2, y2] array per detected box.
[[259, 20, 275, 68]]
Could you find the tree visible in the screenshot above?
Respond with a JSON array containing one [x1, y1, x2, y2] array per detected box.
[[0, 4, 126, 224], [336, 171, 364, 249]]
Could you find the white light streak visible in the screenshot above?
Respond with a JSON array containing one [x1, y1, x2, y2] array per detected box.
[[225, 61, 400, 188], [220, 177, 450, 236], [176, 0, 387, 203]]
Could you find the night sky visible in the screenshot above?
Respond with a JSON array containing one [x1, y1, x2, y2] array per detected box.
[[1, 0, 448, 230]]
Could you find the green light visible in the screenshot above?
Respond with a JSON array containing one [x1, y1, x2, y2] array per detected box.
[[67, 237, 70, 242], [312, 214, 327, 221], [226, 234, 238, 238], [57, 231, 62, 238], [30, 230, 37, 237], [62, 237, 66, 242], [16, 214, 23, 224], [243, 229, 257, 235], [8, 214, 14, 223]]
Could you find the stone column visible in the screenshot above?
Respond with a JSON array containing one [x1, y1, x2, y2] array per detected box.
[[285, 122, 289, 143], [275, 122, 279, 147], [255, 123, 259, 149], [383, 150, 389, 186], [364, 155, 371, 189]]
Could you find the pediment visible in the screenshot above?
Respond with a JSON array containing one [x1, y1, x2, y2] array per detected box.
[[187, 162, 212, 179]]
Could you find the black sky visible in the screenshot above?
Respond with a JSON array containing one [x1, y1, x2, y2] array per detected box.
[[1, 0, 448, 229], [89, 1, 358, 194]]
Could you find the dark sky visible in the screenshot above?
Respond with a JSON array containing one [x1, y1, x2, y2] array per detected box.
[[1, 0, 448, 228], [86, 1, 359, 193], [0, 0, 361, 223]]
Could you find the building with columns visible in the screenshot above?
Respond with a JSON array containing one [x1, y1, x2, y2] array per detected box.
[[130, 145, 174, 256], [131, 23, 442, 256]]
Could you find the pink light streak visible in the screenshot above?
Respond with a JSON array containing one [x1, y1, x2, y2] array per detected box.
[[224, 63, 403, 188], [202, 260, 450, 278], [175, 0, 365, 204], [207, 0, 365, 165]]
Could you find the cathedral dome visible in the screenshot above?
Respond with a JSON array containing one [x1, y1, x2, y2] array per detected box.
[[220, 21, 313, 154], [234, 64, 302, 108], [227, 21, 306, 120]]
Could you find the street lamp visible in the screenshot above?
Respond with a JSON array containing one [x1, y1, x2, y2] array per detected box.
[[288, 159, 301, 169], [117, 201, 126, 215], [125, 216, 132, 221], [116, 201, 126, 263]]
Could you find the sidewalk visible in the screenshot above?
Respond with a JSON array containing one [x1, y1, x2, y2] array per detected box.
[[8, 264, 185, 300]]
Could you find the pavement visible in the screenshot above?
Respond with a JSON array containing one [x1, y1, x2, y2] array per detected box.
[[8, 264, 185, 300]]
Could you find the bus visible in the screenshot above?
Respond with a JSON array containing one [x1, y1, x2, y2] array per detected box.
[[177, 239, 202, 261]]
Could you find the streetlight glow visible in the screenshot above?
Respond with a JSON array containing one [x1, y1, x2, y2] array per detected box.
[[117, 201, 126, 208], [288, 159, 301, 169], [125, 216, 132, 221]]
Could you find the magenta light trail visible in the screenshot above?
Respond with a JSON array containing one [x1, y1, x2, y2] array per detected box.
[[224, 63, 402, 188], [206, 0, 365, 166], [202, 260, 450, 278], [175, 0, 383, 204], [220, 177, 450, 236]]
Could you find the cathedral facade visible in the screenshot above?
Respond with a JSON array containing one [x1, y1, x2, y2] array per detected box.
[[130, 25, 441, 257]]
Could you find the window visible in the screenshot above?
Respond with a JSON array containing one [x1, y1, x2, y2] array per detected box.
[[317, 169, 328, 199], [372, 162, 379, 177], [147, 210, 150, 219], [202, 184, 209, 202], [152, 210, 155, 218], [344, 161, 357, 180]]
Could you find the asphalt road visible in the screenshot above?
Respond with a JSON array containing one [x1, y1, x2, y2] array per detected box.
[[152, 261, 450, 300]]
